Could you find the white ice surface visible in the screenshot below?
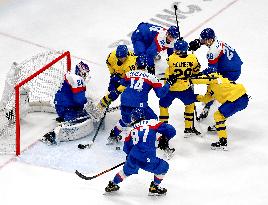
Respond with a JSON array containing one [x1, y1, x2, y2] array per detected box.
[[1, 0, 268, 205]]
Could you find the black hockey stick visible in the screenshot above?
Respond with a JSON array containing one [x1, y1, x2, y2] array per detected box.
[[173, 5, 180, 35], [75, 162, 125, 180], [78, 106, 111, 149]]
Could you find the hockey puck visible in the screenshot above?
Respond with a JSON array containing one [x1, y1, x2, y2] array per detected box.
[[78, 144, 87, 149]]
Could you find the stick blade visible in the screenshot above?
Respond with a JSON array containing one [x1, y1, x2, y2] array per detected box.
[[75, 170, 93, 180]]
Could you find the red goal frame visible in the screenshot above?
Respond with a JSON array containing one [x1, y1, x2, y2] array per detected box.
[[14, 51, 71, 155]]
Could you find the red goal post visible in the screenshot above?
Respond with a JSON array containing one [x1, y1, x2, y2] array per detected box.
[[14, 51, 71, 155]]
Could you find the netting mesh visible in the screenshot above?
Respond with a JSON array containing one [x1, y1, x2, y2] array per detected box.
[[0, 50, 70, 154]]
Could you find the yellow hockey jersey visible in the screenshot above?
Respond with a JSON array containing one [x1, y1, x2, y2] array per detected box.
[[106, 51, 137, 78], [191, 73, 247, 104], [165, 53, 200, 91]]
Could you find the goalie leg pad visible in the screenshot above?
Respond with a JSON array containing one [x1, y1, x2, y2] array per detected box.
[[54, 118, 94, 142]]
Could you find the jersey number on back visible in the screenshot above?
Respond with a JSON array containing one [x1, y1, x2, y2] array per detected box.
[[223, 43, 234, 61], [131, 126, 150, 145], [130, 78, 144, 90]]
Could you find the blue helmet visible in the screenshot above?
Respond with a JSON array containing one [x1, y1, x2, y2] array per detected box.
[[136, 54, 147, 68], [174, 39, 188, 52], [200, 28, 215, 40], [75, 61, 90, 78], [131, 108, 145, 123], [167, 26, 180, 39], [116, 45, 128, 58]]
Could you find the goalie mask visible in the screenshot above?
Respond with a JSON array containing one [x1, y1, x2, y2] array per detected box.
[[75, 61, 90, 80]]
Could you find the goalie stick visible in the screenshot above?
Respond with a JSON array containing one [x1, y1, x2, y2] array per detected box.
[[75, 162, 125, 180], [77, 105, 117, 149], [58, 105, 120, 126]]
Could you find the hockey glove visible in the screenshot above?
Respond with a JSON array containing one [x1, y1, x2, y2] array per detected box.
[[110, 73, 122, 89], [166, 74, 177, 86], [147, 66, 155, 75], [188, 39, 201, 51], [158, 135, 169, 150]]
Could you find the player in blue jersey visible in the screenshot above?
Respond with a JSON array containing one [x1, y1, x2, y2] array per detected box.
[[188, 28, 243, 125], [105, 66, 177, 145], [105, 109, 176, 196], [54, 61, 90, 122], [42, 61, 90, 144], [131, 22, 180, 74]]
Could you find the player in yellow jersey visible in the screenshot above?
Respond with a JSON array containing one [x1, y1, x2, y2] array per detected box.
[[191, 73, 249, 150], [159, 39, 201, 137], [98, 45, 137, 108], [106, 45, 137, 93]]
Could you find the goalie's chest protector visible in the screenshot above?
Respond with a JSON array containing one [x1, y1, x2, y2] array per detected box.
[[54, 72, 86, 107]]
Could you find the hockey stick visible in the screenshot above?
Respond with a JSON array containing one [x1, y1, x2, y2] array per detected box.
[[59, 105, 120, 126], [75, 162, 125, 180], [77, 106, 110, 149], [173, 5, 181, 38]]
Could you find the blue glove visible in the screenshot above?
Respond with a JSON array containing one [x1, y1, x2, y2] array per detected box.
[[202, 66, 217, 75]]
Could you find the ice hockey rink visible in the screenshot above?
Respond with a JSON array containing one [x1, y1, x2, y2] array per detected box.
[[1, 0, 268, 204]]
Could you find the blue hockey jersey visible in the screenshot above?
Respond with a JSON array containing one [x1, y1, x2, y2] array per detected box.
[[54, 72, 87, 108], [131, 22, 174, 66], [120, 70, 170, 108], [123, 119, 176, 161], [206, 38, 243, 81]]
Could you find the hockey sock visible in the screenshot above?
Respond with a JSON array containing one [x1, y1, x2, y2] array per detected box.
[[184, 103, 194, 128], [214, 110, 227, 138], [113, 170, 127, 184], [113, 119, 128, 137], [159, 106, 169, 123], [154, 174, 165, 185]]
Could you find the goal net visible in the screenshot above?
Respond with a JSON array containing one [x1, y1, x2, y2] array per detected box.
[[0, 50, 71, 155]]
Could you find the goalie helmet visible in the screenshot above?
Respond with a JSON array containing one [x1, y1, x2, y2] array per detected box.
[[167, 26, 180, 39], [174, 39, 188, 52], [116, 45, 128, 58], [75, 61, 90, 79], [131, 108, 145, 123], [200, 28, 215, 40]]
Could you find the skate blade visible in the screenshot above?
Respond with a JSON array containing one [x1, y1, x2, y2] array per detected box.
[[184, 132, 203, 138], [148, 192, 166, 196], [106, 141, 115, 145], [184, 133, 193, 138], [103, 190, 119, 195], [211, 146, 228, 151], [163, 149, 175, 160], [164, 152, 174, 160]]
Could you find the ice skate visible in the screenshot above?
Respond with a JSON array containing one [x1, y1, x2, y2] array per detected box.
[[207, 124, 216, 132], [55, 117, 64, 123], [163, 147, 175, 160], [184, 127, 201, 138], [105, 181, 120, 193], [106, 129, 119, 145], [211, 137, 228, 151], [41, 131, 57, 145], [148, 181, 167, 196], [197, 107, 209, 121]]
